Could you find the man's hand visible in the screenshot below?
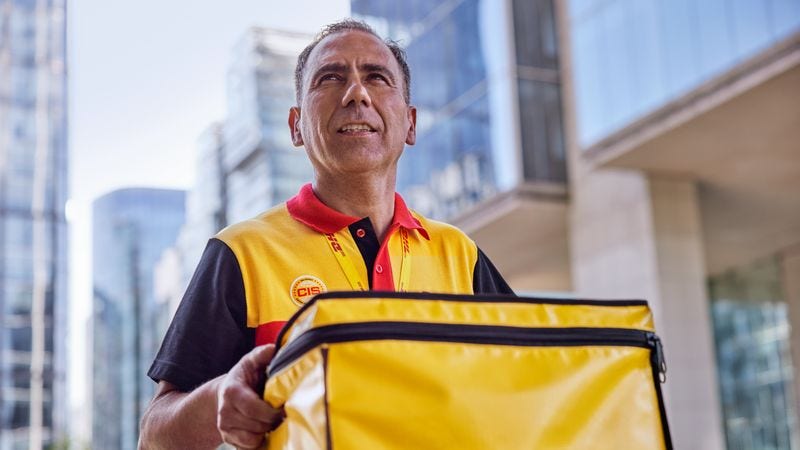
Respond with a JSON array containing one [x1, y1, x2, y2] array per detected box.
[[217, 344, 285, 449]]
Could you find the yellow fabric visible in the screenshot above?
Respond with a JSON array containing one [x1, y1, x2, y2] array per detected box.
[[216, 205, 478, 328], [264, 348, 327, 449], [263, 294, 669, 450]]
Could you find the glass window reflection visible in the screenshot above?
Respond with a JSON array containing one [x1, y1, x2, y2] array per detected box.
[[709, 257, 799, 450], [568, 0, 800, 147]]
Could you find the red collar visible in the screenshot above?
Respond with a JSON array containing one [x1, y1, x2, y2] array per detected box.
[[287, 183, 429, 239]]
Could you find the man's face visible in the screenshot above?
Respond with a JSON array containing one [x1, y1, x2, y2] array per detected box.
[[288, 30, 416, 178]]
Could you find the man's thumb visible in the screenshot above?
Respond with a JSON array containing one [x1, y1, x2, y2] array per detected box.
[[248, 344, 277, 369]]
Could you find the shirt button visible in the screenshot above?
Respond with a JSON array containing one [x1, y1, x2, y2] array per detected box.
[[356, 228, 366, 238], [375, 264, 383, 274]]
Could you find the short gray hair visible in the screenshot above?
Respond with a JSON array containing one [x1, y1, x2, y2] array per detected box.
[[294, 19, 411, 104]]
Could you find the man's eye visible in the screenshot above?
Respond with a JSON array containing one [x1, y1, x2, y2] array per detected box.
[[368, 73, 389, 83], [319, 74, 341, 82]]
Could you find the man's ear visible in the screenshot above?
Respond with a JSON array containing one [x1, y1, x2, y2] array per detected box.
[[405, 105, 417, 146], [288, 107, 303, 147]]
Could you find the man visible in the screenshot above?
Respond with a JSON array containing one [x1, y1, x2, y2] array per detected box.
[[139, 19, 513, 450]]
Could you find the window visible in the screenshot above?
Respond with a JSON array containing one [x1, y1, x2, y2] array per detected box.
[[709, 257, 799, 449], [518, 79, 566, 183]]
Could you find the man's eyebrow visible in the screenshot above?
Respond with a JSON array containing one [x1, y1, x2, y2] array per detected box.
[[310, 62, 347, 81], [361, 63, 396, 83]]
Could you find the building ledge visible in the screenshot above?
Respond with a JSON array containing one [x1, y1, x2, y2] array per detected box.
[[451, 182, 571, 292], [581, 31, 800, 275], [584, 31, 800, 168]]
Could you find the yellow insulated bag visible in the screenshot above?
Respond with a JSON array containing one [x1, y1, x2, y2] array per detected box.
[[262, 292, 672, 450]]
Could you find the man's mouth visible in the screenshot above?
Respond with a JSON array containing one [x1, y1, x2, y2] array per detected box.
[[338, 123, 376, 134]]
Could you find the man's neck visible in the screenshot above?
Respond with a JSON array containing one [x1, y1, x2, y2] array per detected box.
[[313, 176, 397, 241]]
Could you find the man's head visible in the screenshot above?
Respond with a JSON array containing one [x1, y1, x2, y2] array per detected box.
[[294, 19, 411, 105], [288, 19, 416, 179]]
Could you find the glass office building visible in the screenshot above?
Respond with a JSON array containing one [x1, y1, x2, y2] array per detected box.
[[0, 0, 69, 448], [569, 0, 800, 147], [172, 123, 227, 290], [223, 28, 314, 223], [352, 0, 566, 220], [92, 189, 185, 450], [166, 28, 317, 301]]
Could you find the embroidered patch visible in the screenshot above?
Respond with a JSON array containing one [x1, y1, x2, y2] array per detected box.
[[289, 275, 327, 306]]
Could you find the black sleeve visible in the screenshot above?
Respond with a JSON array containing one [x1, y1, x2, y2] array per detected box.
[[473, 247, 515, 295], [147, 238, 254, 391]]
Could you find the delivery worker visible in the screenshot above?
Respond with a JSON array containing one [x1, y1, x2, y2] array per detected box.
[[139, 19, 513, 450]]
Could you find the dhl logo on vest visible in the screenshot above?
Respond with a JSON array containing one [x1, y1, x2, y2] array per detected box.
[[289, 275, 327, 306]]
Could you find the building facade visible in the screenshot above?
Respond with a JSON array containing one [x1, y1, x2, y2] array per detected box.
[[356, 0, 800, 448], [562, 1, 800, 448], [162, 28, 316, 300], [172, 123, 228, 294], [0, 0, 69, 448], [92, 188, 185, 450], [223, 27, 314, 224], [353, 0, 571, 292]]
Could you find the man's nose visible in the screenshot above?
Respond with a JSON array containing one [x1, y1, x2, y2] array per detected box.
[[341, 78, 372, 108]]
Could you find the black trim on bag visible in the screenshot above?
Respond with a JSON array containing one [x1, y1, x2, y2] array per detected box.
[[270, 322, 654, 375], [322, 347, 333, 450], [312, 290, 647, 306], [275, 291, 649, 351]]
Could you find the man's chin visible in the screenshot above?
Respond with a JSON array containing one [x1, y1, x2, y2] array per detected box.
[[330, 153, 399, 176]]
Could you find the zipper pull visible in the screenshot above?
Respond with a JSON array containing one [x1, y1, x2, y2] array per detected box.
[[647, 332, 667, 383]]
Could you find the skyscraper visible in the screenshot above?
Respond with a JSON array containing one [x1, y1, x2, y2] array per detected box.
[[92, 188, 185, 450], [164, 28, 315, 296], [171, 123, 227, 292], [0, 0, 69, 448], [223, 27, 314, 223]]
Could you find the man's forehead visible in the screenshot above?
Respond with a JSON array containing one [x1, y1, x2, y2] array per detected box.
[[306, 30, 397, 71]]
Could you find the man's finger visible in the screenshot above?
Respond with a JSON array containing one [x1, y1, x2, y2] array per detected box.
[[232, 390, 283, 423], [219, 412, 272, 434], [246, 344, 276, 369], [221, 426, 266, 450]]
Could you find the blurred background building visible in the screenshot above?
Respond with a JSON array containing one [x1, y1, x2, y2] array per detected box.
[[155, 27, 315, 310], [91, 188, 185, 450], [353, 0, 571, 292], [355, 0, 800, 449], [0, 0, 69, 448], [562, 2, 800, 449], [222, 27, 314, 224]]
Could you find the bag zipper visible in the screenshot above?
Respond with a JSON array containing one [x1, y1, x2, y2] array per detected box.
[[269, 321, 665, 377], [646, 332, 672, 449], [275, 291, 649, 353]]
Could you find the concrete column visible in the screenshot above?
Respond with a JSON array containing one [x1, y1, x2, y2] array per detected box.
[[649, 177, 724, 450], [569, 171, 725, 450]]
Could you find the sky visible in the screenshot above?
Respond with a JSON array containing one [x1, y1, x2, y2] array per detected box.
[[67, 0, 349, 437]]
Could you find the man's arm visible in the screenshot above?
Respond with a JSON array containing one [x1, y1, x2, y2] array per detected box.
[[139, 379, 223, 450], [140, 345, 284, 450]]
